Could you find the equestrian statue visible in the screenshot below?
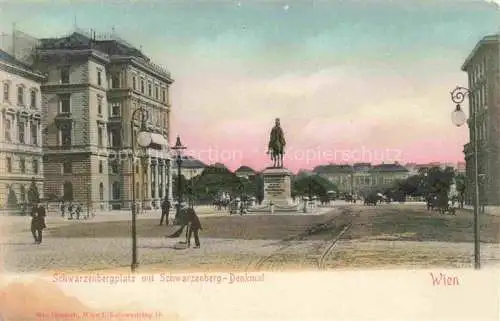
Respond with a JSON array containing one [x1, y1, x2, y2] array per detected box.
[[267, 118, 286, 168]]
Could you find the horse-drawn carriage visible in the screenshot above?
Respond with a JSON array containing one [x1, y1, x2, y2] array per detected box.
[[426, 194, 456, 215]]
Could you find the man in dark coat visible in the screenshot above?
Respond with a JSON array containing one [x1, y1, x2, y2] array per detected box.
[[159, 198, 171, 226], [31, 203, 46, 244], [185, 207, 202, 248], [166, 203, 189, 238]]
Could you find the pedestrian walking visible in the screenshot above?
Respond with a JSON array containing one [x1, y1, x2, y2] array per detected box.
[[186, 207, 202, 248], [76, 203, 82, 220], [30, 203, 46, 244], [60, 201, 65, 217], [159, 197, 171, 226], [68, 202, 73, 220]]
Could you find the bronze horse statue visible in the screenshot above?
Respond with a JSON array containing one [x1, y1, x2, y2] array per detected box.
[[267, 118, 286, 168]]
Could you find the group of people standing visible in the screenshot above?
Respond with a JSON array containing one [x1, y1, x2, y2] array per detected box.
[[60, 201, 90, 220], [160, 197, 202, 248]]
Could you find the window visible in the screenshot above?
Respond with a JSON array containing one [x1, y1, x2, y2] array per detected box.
[[3, 83, 9, 102], [60, 125, 72, 146], [155, 86, 159, 99], [97, 69, 102, 86], [140, 79, 145, 93], [148, 82, 152, 96], [111, 102, 120, 116], [30, 90, 37, 108], [98, 127, 103, 147], [61, 66, 70, 83], [110, 128, 121, 147], [112, 181, 120, 200], [112, 74, 120, 88], [135, 164, 139, 174], [97, 96, 103, 115], [132, 76, 137, 90], [111, 162, 119, 174], [19, 158, 25, 174], [31, 124, 37, 145], [4, 118, 11, 142], [18, 122, 25, 144], [99, 160, 103, 173], [17, 86, 24, 105], [62, 160, 72, 174], [161, 88, 166, 102], [60, 94, 71, 113], [99, 182, 104, 201], [33, 159, 39, 174], [6, 157, 12, 173]]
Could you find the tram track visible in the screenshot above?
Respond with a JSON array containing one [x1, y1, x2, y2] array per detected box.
[[249, 209, 356, 271]]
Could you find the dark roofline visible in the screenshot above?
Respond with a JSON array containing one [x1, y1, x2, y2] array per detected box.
[[461, 34, 498, 71], [235, 166, 255, 172], [0, 49, 45, 80]]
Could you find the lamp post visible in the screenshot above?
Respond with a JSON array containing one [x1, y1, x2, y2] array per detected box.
[[171, 136, 186, 224], [450, 86, 480, 269], [238, 181, 244, 215], [130, 106, 152, 272]]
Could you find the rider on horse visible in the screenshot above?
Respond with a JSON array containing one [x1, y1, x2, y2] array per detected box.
[[268, 118, 286, 168]]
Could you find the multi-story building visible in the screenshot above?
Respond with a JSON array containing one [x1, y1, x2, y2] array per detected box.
[[461, 34, 498, 206], [0, 49, 45, 210], [314, 162, 410, 195], [352, 163, 372, 195], [368, 163, 409, 188], [171, 156, 206, 180], [313, 164, 353, 193], [32, 30, 174, 210]]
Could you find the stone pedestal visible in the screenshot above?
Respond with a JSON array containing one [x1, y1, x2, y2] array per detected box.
[[262, 167, 293, 206]]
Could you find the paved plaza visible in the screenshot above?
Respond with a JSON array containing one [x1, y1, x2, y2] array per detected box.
[[2, 203, 500, 273]]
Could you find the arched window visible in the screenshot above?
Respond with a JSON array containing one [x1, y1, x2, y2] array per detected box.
[[99, 182, 104, 201], [63, 181, 73, 201], [112, 181, 120, 200]]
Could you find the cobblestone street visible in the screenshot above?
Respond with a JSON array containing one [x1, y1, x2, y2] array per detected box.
[[2, 204, 500, 273]]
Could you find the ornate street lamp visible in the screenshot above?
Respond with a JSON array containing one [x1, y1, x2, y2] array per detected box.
[[450, 86, 480, 269], [171, 136, 186, 224], [130, 106, 152, 272]]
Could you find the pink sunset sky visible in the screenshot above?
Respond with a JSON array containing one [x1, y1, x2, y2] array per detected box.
[[2, 0, 499, 172]]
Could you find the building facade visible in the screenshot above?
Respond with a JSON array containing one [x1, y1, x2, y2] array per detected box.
[[313, 162, 410, 195], [171, 156, 207, 180], [461, 34, 499, 206], [32, 31, 173, 210], [0, 49, 45, 210], [234, 165, 256, 179]]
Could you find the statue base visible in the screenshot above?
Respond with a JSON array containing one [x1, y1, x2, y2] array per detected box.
[[261, 167, 293, 207]]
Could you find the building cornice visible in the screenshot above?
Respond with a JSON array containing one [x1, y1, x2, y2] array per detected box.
[[0, 61, 46, 82], [461, 34, 499, 71], [36, 49, 110, 65], [41, 82, 106, 93], [111, 56, 173, 84]]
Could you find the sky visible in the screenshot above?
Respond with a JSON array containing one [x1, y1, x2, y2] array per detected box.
[[1, 0, 499, 172]]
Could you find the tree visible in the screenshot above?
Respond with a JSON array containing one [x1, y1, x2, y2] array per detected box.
[[27, 177, 40, 205], [292, 174, 337, 198], [455, 173, 466, 208]]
